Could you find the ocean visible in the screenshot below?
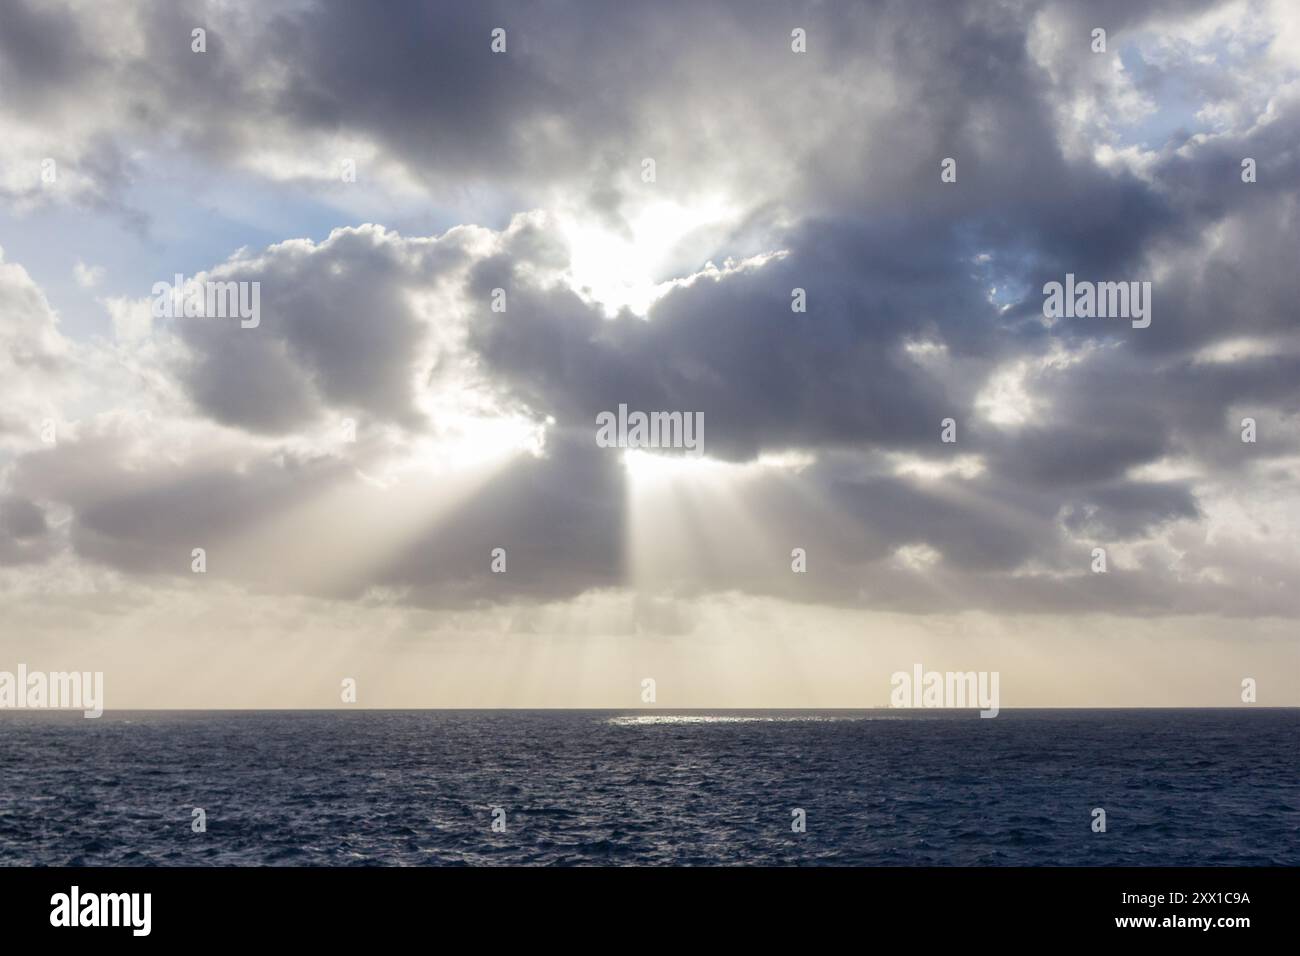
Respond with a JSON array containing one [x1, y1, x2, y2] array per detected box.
[[0, 709, 1295, 866]]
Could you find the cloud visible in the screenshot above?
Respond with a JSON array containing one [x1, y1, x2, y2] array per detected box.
[[0, 0, 1297, 628], [72, 260, 104, 288], [0, 493, 55, 565], [0, 246, 74, 453]]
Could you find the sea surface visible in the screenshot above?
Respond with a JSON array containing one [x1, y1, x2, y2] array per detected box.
[[0, 709, 1295, 866]]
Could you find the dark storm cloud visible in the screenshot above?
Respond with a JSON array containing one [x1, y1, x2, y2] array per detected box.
[[0, 493, 53, 564], [172, 224, 487, 433], [467, 214, 986, 461], [0, 0, 98, 112], [10, 432, 353, 577], [0, 1, 1221, 211], [262, 2, 579, 184], [1058, 481, 1199, 539]]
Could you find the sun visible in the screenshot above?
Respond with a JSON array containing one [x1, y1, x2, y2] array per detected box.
[[558, 195, 736, 317]]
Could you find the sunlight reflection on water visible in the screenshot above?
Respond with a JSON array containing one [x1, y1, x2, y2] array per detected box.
[[606, 714, 882, 726]]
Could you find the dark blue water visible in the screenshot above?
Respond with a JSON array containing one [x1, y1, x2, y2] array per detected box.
[[0, 709, 1295, 865]]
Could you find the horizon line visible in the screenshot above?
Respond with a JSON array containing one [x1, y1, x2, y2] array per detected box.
[[1, 706, 1295, 713]]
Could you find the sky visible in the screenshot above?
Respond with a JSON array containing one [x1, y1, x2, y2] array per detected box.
[[0, 0, 1298, 708]]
